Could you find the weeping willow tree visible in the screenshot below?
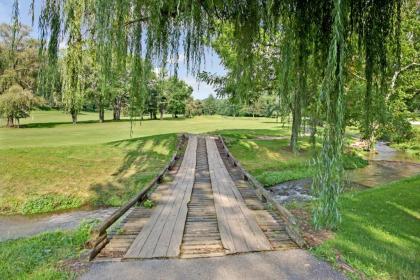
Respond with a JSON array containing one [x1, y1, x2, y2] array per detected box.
[[32, 0, 402, 229]]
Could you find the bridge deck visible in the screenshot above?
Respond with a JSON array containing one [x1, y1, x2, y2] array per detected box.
[[96, 135, 296, 261], [206, 137, 272, 253], [124, 136, 197, 259]]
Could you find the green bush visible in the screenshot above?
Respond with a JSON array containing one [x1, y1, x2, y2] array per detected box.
[[0, 84, 34, 127], [143, 199, 154, 208], [257, 167, 314, 187], [342, 153, 368, 169], [21, 194, 83, 215]]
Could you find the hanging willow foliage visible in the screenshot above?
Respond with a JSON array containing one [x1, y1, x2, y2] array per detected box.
[[31, 0, 402, 228], [62, 0, 85, 124], [312, 0, 346, 229], [10, 0, 20, 59]]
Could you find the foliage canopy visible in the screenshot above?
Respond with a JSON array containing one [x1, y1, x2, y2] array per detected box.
[[29, 0, 405, 228]]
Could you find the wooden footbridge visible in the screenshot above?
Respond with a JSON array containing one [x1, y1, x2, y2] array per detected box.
[[86, 135, 306, 261]]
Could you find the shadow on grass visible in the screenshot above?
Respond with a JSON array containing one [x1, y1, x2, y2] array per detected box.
[[214, 128, 290, 139], [19, 116, 188, 129], [88, 133, 177, 207]]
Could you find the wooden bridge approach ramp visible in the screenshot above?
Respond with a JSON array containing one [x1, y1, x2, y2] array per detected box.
[[93, 135, 297, 261]]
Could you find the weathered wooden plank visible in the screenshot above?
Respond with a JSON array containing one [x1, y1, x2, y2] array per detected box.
[[217, 135, 307, 249], [211, 143, 250, 252], [124, 136, 197, 259], [206, 137, 272, 254], [165, 144, 196, 256]]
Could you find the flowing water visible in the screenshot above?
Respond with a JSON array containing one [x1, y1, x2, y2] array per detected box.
[[270, 142, 420, 204], [348, 142, 420, 187]]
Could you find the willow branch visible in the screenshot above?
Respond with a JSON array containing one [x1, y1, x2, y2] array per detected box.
[[387, 62, 420, 102], [390, 62, 419, 93], [125, 17, 150, 26]]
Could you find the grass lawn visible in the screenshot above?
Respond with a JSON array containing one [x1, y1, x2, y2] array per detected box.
[[0, 134, 176, 214], [313, 175, 420, 279], [0, 221, 94, 280], [222, 130, 367, 187], [0, 111, 286, 148], [0, 111, 288, 215]]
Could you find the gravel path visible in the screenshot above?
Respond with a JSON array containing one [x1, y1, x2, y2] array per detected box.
[[0, 208, 116, 241], [80, 249, 346, 280]]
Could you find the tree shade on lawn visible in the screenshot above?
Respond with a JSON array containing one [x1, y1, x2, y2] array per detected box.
[[0, 133, 177, 215], [0, 114, 292, 214], [26, 0, 403, 228]]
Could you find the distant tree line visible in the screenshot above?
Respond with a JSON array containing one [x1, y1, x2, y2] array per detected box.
[[0, 23, 195, 126], [187, 94, 282, 119], [0, 22, 284, 127]]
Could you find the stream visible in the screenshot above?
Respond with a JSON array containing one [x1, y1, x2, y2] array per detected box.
[[0, 207, 116, 241], [269, 142, 420, 204]]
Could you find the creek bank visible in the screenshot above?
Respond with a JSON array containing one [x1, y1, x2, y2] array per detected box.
[[268, 142, 420, 204], [0, 207, 116, 241]]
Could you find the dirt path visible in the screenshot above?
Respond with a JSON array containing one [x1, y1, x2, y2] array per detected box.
[[0, 208, 116, 241]]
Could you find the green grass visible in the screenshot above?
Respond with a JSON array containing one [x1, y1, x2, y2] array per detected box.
[[0, 221, 95, 280], [313, 175, 420, 279], [391, 125, 420, 159], [0, 111, 287, 214], [0, 134, 176, 214], [0, 111, 366, 214], [222, 131, 368, 186], [0, 111, 286, 148], [0, 111, 285, 214]]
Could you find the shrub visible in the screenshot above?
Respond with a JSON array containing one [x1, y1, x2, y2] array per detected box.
[[143, 199, 154, 208], [0, 84, 34, 127], [21, 194, 83, 214]]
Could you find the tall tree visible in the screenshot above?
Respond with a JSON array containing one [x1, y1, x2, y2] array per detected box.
[[0, 24, 39, 93], [165, 77, 193, 118], [35, 0, 403, 228]]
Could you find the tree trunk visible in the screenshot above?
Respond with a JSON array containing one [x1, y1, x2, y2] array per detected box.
[[113, 97, 122, 121], [310, 117, 317, 147], [364, 81, 374, 150], [71, 110, 78, 125], [99, 105, 105, 123], [7, 116, 14, 127], [160, 110, 163, 120], [290, 92, 301, 154]]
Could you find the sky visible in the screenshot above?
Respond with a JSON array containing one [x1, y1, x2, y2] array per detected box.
[[0, 0, 226, 99]]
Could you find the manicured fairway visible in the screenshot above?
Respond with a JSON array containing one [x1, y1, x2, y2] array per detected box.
[[0, 111, 285, 148], [0, 134, 176, 214], [0, 111, 287, 214]]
